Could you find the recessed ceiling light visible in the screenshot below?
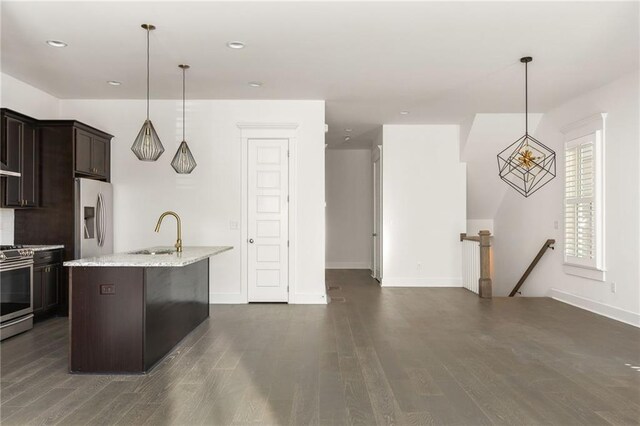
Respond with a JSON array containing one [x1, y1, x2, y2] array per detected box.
[[227, 41, 245, 49], [248, 81, 263, 88], [107, 80, 121, 86], [344, 136, 351, 141], [400, 111, 410, 115], [345, 128, 352, 132], [46, 40, 67, 48]]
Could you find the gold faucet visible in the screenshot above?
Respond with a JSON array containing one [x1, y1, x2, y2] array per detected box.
[[155, 211, 183, 252]]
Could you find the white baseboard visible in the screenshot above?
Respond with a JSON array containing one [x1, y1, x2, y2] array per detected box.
[[210, 293, 246, 304], [550, 288, 640, 328], [381, 277, 462, 287], [325, 262, 371, 269], [211, 293, 328, 304], [293, 293, 328, 304]]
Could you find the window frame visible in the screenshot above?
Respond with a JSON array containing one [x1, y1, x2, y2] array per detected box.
[[561, 113, 606, 281]]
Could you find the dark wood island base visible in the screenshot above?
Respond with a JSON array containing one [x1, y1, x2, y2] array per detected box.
[[69, 259, 209, 374]]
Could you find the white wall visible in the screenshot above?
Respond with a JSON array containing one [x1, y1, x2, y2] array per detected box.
[[492, 73, 640, 326], [58, 99, 326, 304], [325, 149, 373, 269], [467, 219, 494, 235], [0, 208, 14, 245], [0, 73, 60, 119], [381, 125, 466, 286]]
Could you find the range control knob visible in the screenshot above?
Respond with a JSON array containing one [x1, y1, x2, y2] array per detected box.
[[0, 253, 6, 261]]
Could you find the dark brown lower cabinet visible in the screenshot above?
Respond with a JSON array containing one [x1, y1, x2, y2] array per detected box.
[[69, 259, 209, 374], [32, 249, 62, 319]]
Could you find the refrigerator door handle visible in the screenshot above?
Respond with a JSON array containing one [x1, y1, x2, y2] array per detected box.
[[96, 193, 105, 247], [101, 192, 107, 247]]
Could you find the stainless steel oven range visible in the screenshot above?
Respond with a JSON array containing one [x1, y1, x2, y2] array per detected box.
[[0, 246, 34, 341]]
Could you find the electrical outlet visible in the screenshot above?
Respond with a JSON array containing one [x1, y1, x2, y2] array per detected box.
[[229, 221, 239, 230], [554, 220, 559, 230], [610, 282, 616, 293], [417, 262, 422, 271], [100, 284, 116, 295]]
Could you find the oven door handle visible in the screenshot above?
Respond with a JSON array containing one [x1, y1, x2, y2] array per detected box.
[[0, 260, 34, 271], [0, 314, 34, 329]]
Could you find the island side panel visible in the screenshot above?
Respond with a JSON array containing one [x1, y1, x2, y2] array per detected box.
[[70, 267, 145, 373], [144, 259, 209, 370]]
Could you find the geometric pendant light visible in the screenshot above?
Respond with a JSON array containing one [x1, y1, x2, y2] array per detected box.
[[171, 64, 197, 174], [131, 24, 165, 161], [497, 57, 556, 198]]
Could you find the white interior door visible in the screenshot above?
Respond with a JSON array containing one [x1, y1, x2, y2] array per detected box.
[[373, 156, 381, 280], [248, 139, 289, 302]]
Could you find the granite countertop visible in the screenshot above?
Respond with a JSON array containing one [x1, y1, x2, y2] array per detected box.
[[22, 245, 65, 252], [64, 246, 233, 268]]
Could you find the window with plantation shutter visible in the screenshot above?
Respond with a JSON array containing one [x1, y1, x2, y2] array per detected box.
[[562, 113, 606, 281]]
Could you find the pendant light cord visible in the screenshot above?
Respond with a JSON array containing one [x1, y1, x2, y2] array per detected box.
[[182, 67, 186, 141], [525, 60, 528, 136], [146, 27, 150, 120]]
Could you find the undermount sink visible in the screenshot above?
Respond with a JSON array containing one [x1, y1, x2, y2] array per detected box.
[[129, 249, 175, 255]]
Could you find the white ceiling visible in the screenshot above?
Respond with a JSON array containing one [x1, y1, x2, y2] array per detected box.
[[2, 1, 638, 147]]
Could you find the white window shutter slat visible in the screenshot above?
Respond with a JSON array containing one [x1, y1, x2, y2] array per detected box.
[[564, 136, 598, 267]]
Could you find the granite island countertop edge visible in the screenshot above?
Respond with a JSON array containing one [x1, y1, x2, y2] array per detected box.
[[63, 246, 233, 268]]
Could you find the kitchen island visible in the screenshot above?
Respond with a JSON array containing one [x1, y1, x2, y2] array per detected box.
[[64, 246, 232, 374]]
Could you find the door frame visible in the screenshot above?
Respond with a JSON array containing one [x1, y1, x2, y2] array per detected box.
[[238, 122, 298, 304], [372, 145, 383, 281]]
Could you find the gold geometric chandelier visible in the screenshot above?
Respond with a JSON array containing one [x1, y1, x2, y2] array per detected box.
[[497, 57, 556, 197]]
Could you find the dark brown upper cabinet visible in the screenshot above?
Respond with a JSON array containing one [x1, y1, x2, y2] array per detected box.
[[35, 120, 112, 183], [1, 109, 39, 208], [75, 128, 109, 180]]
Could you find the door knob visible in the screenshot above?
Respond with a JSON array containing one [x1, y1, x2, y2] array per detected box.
[[249, 238, 254, 244]]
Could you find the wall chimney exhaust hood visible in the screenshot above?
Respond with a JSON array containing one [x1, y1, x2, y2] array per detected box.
[[0, 160, 21, 177]]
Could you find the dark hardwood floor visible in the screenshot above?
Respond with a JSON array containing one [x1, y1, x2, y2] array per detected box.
[[1, 269, 639, 425]]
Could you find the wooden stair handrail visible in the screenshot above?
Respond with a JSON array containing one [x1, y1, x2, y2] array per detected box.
[[509, 239, 555, 297], [460, 233, 481, 243]]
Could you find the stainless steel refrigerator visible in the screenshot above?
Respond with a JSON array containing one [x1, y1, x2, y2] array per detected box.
[[75, 178, 114, 258]]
